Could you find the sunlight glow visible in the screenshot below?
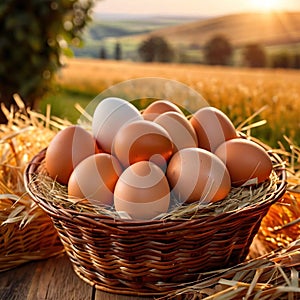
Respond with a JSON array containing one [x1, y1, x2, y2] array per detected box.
[[251, 0, 283, 12]]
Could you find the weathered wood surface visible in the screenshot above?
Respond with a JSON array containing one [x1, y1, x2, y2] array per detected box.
[[0, 254, 155, 300]]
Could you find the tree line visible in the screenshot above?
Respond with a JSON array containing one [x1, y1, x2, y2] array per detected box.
[[100, 35, 300, 69], [1, 0, 299, 124]]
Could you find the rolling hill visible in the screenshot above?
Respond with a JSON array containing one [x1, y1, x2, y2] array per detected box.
[[124, 11, 300, 47], [73, 15, 202, 58]]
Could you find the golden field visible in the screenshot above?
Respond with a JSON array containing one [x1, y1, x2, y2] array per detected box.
[[55, 58, 300, 147]]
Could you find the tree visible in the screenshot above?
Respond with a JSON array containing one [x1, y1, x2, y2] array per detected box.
[[271, 52, 290, 68], [292, 53, 300, 69], [114, 41, 122, 60], [138, 36, 174, 63], [243, 43, 266, 68], [204, 35, 233, 66], [0, 0, 93, 123], [99, 46, 107, 59]]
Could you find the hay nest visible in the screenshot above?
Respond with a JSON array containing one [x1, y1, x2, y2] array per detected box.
[[30, 157, 282, 221], [0, 95, 69, 271]]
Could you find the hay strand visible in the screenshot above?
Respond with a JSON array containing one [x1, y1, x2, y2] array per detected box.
[[159, 240, 300, 300], [0, 96, 66, 271], [159, 137, 299, 299]]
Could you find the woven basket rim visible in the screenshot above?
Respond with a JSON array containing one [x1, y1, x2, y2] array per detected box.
[[24, 145, 287, 226]]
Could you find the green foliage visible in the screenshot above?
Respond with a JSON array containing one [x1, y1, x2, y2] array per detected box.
[[0, 0, 93, 122], [138, 35, 174, 62], [270, 52, 291, 68], [114, 41, 122, 60], [243, 43, 266, 68], [99, 46, 107, 59], [270, 51, 300, 69], [293, 53, 300, 69], [204, 34, 233, 65], [39, 86, 97, 124]]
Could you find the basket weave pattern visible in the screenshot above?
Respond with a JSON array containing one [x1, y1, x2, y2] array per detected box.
[[24, 149, 286, 295], [0, 196, 64, 272]]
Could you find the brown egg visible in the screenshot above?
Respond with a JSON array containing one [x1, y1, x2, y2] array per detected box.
[[68, 153, 123, 206], [45, 125, 97, 184], [190, 107, 238, 152], [167, 147, 231, 204], [113, 120, 173, 168], [214, 139, 273, 187], [154, 111, 198, 152], [114, 161, 170, 220], [142, 99, 184, 121]]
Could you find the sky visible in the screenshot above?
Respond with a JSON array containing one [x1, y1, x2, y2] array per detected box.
[[93, 0, 300, 17]]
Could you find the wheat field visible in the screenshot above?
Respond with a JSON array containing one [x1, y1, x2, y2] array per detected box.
[[55, 58, 300, 147]]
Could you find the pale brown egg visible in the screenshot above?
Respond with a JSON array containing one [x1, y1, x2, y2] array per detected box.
[[154, 111, 198, 152], [214, 139, 273, 187], [114, 161, 170, 220], [167, 147, 231, 204], [68, 153, 123, 206], [45, 125, 97, 184], [142, 99, 185, 121], [113, 120, 173, 169], [190, 107, 238, 152]]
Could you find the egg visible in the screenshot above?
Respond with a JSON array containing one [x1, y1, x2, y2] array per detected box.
[[45, 125, 97, 184], [114, 161, 170, 220], [190, 107, 238, 152], [154, 111, 198, 152], [142, 99, 185, 121], [214, 139, 273, 187], [167, 147, 231, 204], [68, 153, 123, 206], [92, 97, 143, 153], [113, 120, 173, 168]]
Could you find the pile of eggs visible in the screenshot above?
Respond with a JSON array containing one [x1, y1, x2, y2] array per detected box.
[[45, 97, 273, 220]]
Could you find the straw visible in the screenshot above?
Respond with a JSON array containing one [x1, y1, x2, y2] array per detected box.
[[0, 95, 67, 271], [158, 239, 300, 300], [160, 136, 300, 300]]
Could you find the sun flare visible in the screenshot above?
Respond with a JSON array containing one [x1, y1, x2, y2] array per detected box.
[[251, 0, 283, 12]]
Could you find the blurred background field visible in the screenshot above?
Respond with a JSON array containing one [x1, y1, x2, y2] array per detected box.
[[1, 1, 300, 150], [39, 57, 300, 149]]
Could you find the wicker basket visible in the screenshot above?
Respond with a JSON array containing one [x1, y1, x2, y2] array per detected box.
[[24, 144, 286, 296], [0, 195, 64, 272]]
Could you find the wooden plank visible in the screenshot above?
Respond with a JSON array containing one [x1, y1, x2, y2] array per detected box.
[[0, 259, 37, 300], [0, 254, 93, 300], [0, 255, 158, 300], [26, 255, 93, 300], [95, 290, 156, 300]]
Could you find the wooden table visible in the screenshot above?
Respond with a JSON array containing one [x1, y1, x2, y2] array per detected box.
[[0, 254, 156, 300]]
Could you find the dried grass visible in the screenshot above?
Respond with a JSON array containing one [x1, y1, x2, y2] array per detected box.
[[0, 95, 68, 271], [160, 136, 300, 300], [158, 240, 300, 300], [249, 136, 300, 257], [29, 152, 283, 221], [0, 95, 70, 226]]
